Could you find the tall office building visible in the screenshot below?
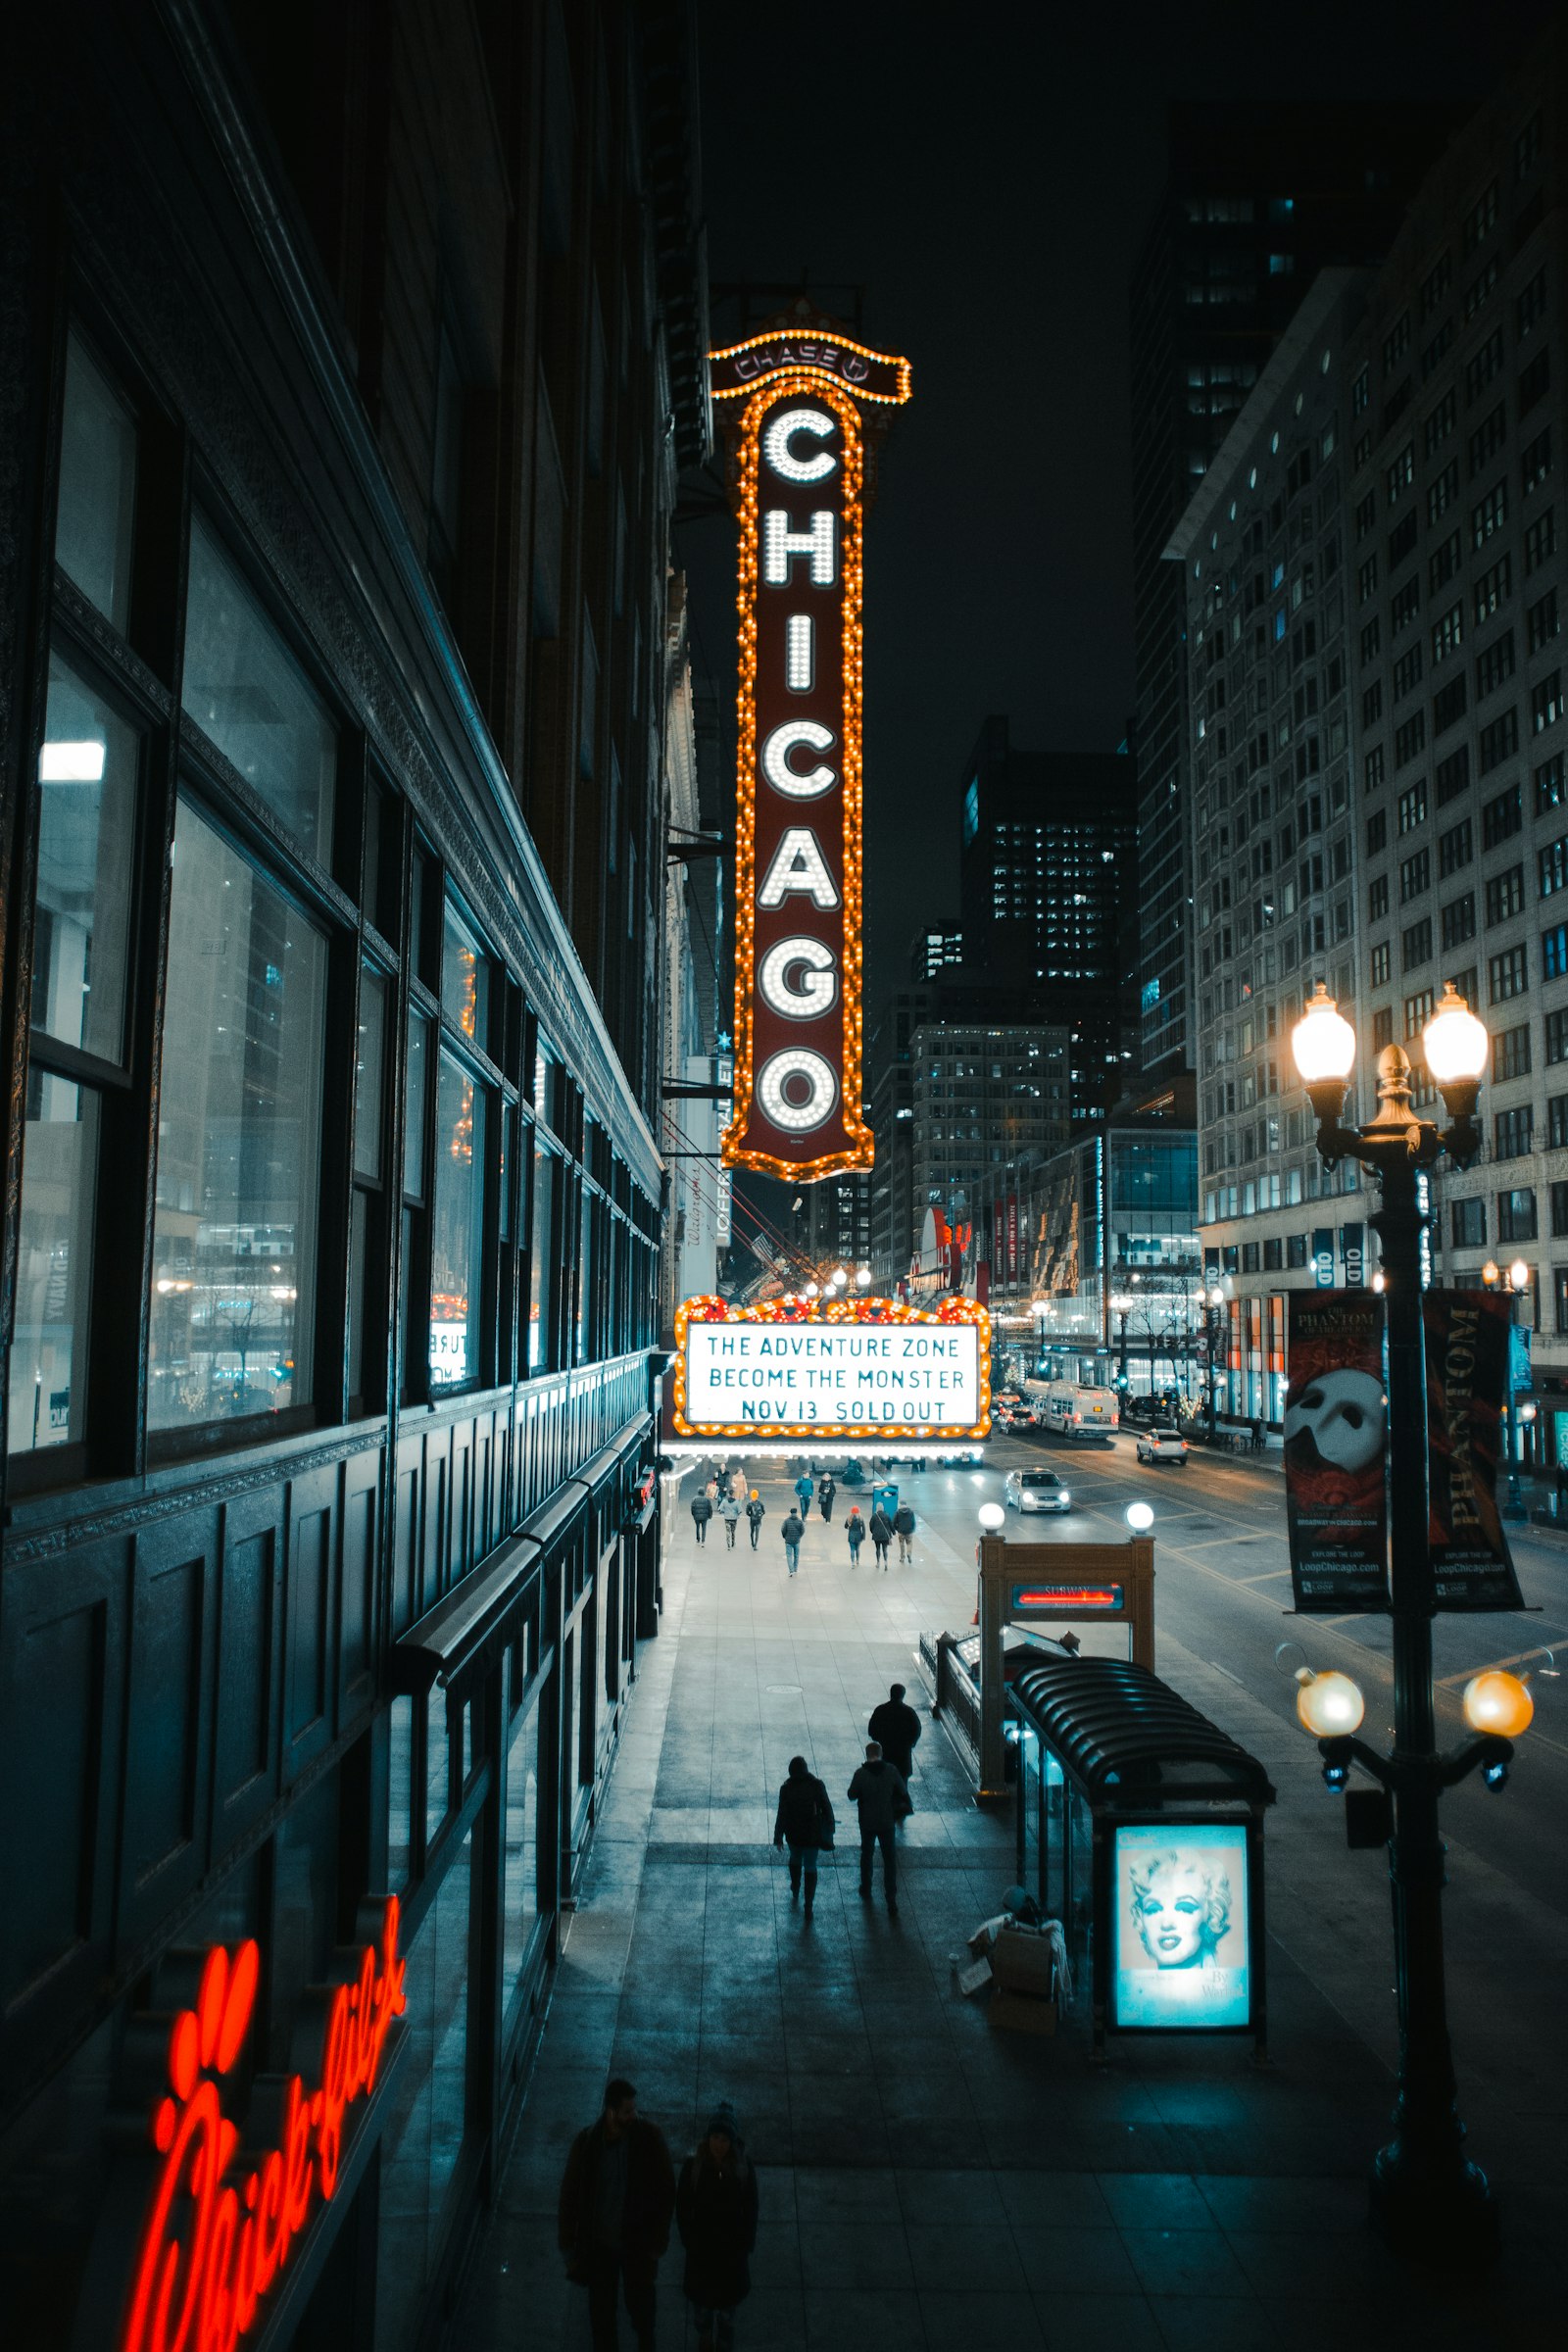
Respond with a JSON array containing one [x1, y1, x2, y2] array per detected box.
[[957, 718, 1137, 1115], [866, 986, 933, 1285], [910, 920, 964, 981], [1131, 105, 1462, 1080], [909, 1017, 1072, 1244]]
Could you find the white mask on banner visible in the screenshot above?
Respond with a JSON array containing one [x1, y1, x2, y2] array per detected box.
[[1283, 1370, 1387, 1473]]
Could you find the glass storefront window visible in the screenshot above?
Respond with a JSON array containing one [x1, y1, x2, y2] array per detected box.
[[388, 1693, 414, 1890], [376, 1831, 473, 2352], [8, 1078, 98, 1455], [528, 1143, 556, 1370], [355, 965, 386, 1180], [32, 658, 138, 1065], [404, 1007, 429, 1200], [182, 514, 337, 866], [503, 1682, 543, 2014], [441, 894, 489, 1046], [149, 801, 326, 1433], [429, 1049, 485, 1389], [425, 1687, 451, 1847], [55, 333, 136, 632]]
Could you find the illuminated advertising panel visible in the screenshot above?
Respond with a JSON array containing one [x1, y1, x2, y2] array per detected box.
[[1110, 1823, 1251, 2033], [710, 324, 910, 1180], [672, 1294, 989, 1441]]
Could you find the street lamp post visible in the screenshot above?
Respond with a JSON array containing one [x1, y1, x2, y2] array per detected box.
[[1291, 979, 1500, 2265], [1480, 1257, 1530, 1522]]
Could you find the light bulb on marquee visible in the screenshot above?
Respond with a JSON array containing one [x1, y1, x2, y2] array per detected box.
[[710, 322, 912, 1186]]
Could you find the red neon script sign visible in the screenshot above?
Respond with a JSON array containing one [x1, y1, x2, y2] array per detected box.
[[122, 1895, 408, 2352]]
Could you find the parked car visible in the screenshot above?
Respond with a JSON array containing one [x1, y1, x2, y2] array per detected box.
[[1136, 1430, 1189, 1466], [1004, 1467, 1073, 1514]]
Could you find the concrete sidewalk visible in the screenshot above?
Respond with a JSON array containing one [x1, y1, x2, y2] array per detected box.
[[457, 1476, 1560, 2352]]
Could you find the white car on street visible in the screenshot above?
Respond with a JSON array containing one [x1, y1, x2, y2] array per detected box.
[[1004, 1468, 1073, 1514], [1136, 1430, 1189, 1466]]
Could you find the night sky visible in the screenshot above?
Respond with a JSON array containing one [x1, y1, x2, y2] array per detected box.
[[679, 0, 1553, 1017]]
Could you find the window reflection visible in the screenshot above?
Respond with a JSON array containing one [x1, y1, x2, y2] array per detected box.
[[9, 1079, 98, 1455], [375, 1833, 472, 2352], [503, 1685, 542, 2014], [440, 895, 488, 1045], [32, 658, 137, 1064], [429, 1049, 485, 1389], [182, 514, 337, 866], [149, 802, 325, 1432], [55, 333, 136, 631], [528, 1144, 556, 1370]]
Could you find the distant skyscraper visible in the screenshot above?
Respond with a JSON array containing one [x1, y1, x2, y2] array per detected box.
[[910, 921, 963, 982], [956, 717, 1137, 1114], [1130, 102, 1463, 1078]]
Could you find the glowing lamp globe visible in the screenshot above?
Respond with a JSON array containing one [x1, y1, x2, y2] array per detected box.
[[1509, 1258, 1530, 1294], [1295, 1668, 1365, 1737], [856, 1264, 872, 1288], [1125, 1502, 1154, 1533], [977, 1502, 1005, 1535], [1291, 983, 1356, 1085], [1421, 983, 1489, 1086], [1462, 1670, 1534, 1738]]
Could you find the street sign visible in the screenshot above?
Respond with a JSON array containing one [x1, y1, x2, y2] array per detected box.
[[1312, 1228, 1335, 1289]]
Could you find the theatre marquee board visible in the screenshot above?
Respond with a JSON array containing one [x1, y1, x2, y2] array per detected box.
[[710, 322, 912, 1181], [672, 1295, 990, 1441]]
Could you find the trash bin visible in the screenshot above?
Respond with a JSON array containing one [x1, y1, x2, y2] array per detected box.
[[1008, 1656, 1275, 2054], [872, 1482, 898, 1520]]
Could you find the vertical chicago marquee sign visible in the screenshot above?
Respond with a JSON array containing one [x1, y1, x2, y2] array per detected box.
[[710, 319, 912, 1179]]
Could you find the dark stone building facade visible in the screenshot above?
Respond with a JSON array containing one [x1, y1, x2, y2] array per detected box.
[[0, 4, 705, 2346]]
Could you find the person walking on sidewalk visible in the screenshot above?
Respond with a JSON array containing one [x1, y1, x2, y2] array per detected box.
[[705, 1471, 720, 1504], [690, 1490, 712, 1547], [793, 1468, 813, 1514], [772, 1754, 835, 1917], [745, 1490, 765, 1549], [893, 1500, 916, 1563], [845, 1505, 865, 1567], [868, 1683, 923, 1789], [868, 1505, 893, 1569], [780, 1508, 805, 1576], [559, 2078, 676, 2351], [848, 1740, 909, 1915], [728, 1465, 747, 1501], [675, 2104, 759, 2352], [717, 1491, 742, 1550], [816, 1470, 836, 1521]]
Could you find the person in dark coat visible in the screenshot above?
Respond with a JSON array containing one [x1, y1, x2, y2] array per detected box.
[[690, 1491, 712, 1546], [781, 1509, 805, 1576], [816, 1471, 836, 1521], [745, 1490, 765, 1549], [893, 1500, 916, 1562], [868, 1506, 893, 1569], [845, 1505, 865, 1565], [868, 1683, 922, 1788], [675, 2104, 758, 2352], [848, 1740, 909, 1915], [772, 1753, 834, 1918], [559, 2079, 676, 2350]]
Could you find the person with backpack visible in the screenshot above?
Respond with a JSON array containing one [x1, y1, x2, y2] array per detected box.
[[847, 1740, 909, 1915], [745, 1490, 765, 1549], [845, 1506, 865, 1567], [816, 1471, 836, 1522], [717, 1490, 742, 1549], [893, 1500, 916, 1563], [868, 1505, 893, 1570], [868, 1683, 923, 1788], [772, 1754, 835, 1919], [780, 1508, 805, 1576], [691, 1489, 713, 1547]]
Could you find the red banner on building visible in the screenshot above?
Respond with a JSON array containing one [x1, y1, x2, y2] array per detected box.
[[715, 325, 910, 1181], [1283, 1291, 1392, 1612], [1424, 1289, 1526, 1609]]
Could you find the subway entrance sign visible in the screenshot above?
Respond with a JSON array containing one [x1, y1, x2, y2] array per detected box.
[[672, 1294, 990, 1442]]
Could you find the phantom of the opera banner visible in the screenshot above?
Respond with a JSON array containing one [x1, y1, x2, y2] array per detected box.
[[1424, 1288, 1526, 1610], [1283, 1290, 1392, 1612]]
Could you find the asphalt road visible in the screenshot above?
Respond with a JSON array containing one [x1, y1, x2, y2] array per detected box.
[[897, 1421, 1568, 1919]]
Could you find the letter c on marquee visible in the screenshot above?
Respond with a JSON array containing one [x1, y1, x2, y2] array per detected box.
[[757, 1048, 839, 1134], [761, 406, 837, 483], [759, 936, 839, 1019], [760, 719, 836, 798]]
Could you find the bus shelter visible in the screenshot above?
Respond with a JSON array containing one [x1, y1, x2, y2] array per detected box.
[[1008, 1658, 1276, 2055]]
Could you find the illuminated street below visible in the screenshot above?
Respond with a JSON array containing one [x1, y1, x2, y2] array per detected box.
[[457, 1432, 1565, 2349]]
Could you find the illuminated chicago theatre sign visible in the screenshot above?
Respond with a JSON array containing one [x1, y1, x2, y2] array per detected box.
[[710, 319, 912, 1180], [672, 1293, 991, 1443]]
